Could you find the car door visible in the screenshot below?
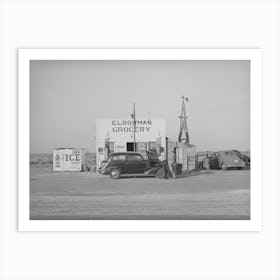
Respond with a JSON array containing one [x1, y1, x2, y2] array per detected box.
[[109, 154, 127, 173], [126, 154, 147, 174]]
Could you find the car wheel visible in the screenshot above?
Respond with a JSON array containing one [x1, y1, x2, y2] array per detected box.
[[155, 167, 165, 179], [109, 168, 120, 179], [221, 163, 227, 170]]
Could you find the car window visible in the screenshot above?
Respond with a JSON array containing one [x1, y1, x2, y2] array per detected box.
[[138, 151, 148, 159], [127, 154, 144, 161], [221, 151, 234, 156], [110, 155, 126, 161]]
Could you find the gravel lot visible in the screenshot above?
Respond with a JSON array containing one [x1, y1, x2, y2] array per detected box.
[[30, 168, 250, 220]]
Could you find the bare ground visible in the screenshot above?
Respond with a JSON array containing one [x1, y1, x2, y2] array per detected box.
[[30, 168, 250, 220]]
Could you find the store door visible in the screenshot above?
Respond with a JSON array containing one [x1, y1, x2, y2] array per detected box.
[[126, 142, 135, 151]]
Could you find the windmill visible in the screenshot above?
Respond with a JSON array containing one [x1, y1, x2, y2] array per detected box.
[[178, 96, 190, 144]]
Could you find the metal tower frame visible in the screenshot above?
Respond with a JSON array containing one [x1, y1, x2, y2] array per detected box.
[[178, 96, 190, 144]]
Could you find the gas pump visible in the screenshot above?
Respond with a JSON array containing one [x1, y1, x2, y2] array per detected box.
[[156, 135, 161, 155], [104, 136, 110, 160]]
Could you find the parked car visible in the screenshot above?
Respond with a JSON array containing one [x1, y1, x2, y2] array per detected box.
[[232, 150, 250, 167], [98, 152, 165, 179], [203, 150, 246, 170]]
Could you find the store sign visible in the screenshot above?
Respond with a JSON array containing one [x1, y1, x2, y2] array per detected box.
[[53, 149, 83, 171], [111, 119, 152, 133], [64, 150, 81, 162]]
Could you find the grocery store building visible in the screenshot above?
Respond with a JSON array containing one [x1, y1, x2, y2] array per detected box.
[[96, 118, 166, 167]]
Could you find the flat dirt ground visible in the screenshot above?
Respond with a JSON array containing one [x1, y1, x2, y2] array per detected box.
[[30, 168, 250, 220]]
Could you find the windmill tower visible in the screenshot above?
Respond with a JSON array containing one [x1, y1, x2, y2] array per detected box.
[[178, 96, 190, 144]]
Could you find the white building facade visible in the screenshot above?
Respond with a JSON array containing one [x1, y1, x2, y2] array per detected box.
[[96, 118, 166, 167]]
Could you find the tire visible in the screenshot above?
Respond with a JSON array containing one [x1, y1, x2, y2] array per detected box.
[[109, 168, 121, 179], [221, 163, 227, 170], [155, 167, 165, 179]]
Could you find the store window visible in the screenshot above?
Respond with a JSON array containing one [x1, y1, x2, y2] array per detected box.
[[136, 142, 147, 151], [127, 154, 144, 161], [148, 142, 157, 152]]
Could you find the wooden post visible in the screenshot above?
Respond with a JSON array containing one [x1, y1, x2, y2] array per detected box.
[[165, 137, 169, 162], [165, 137, 169, 178], [133, 102, 136, 152]]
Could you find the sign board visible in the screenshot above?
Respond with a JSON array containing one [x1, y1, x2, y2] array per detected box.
[[96, 118, 165, 144], [53, 148, 85, 171]]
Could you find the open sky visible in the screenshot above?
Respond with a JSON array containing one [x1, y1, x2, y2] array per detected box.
[[30, 60, 250, 153]]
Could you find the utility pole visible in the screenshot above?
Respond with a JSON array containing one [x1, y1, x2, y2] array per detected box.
[[131, 102, 136, 152], [178, 96, 190, 144]]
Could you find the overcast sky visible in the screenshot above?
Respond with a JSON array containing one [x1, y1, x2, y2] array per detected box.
[[30, 60, 250, 153]]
